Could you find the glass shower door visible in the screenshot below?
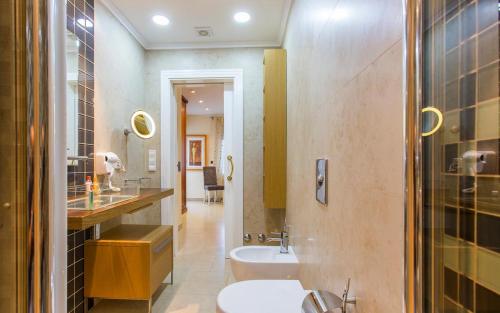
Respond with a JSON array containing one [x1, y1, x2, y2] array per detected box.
[[422, 0, 500, 312]]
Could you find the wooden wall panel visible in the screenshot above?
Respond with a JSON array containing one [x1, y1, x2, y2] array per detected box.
[[0, 0, 27, 312], [263, 49, 287, 209]]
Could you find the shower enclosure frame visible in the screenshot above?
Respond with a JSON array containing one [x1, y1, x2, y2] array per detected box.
[[20, 0, 68, 312], [404, 0, 424, 313]]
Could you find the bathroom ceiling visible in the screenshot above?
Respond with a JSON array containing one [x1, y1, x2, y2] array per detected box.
[[101, 0, 292, 49], [183, 84, 224, 116]]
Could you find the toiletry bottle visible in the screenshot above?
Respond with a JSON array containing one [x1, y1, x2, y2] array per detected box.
[[85, 176, 92, 194], [93, 174, 101, 195], [88, 181, 94, 209]]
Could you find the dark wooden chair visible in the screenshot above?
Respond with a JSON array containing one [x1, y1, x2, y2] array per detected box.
[[203, 166, 224, 204]]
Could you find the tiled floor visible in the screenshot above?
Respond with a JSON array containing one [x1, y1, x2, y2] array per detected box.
[[90, 200, 234, 313]]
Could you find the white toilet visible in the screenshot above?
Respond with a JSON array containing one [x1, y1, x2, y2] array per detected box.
[[216, 280, 309, 313]]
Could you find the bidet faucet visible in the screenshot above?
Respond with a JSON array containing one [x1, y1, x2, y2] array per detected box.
[[267, 224, 289, 254]]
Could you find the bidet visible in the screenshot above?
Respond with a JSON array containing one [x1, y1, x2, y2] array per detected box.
[[229, 245, 299, 281]]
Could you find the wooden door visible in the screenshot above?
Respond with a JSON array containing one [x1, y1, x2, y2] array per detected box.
[[181, 96, 187, 213]]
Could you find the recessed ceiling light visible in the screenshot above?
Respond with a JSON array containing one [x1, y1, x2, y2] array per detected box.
[[152, 15, 170, 26], [77, 18, 93, 28], [234, 12, 251, 23], [190, 90, 196, 94], [205, 107, 209, 111], [199, 100, 204, 104]]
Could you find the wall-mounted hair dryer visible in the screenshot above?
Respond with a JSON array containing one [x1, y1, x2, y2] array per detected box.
[[463, 150, 496, 174], [95, 152, 126, 192]]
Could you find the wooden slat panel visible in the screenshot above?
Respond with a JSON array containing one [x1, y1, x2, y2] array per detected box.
[[263, 49, 287, 209], [0, 0, 28, 311], [0, 0, 18, 311]]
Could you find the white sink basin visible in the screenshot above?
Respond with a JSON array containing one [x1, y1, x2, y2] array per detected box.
[[67, 194, 137, 210], [230, 245, 299, 281]]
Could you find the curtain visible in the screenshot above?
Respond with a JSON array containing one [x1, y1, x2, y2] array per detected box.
[[213, 116, 224, 184]]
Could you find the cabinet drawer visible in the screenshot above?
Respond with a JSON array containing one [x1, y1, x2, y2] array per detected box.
[[84, 224, 173, 301], [150, 232, 173, 294]]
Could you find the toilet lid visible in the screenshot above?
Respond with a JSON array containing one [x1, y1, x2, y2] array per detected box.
[[217, 280, 308, 313]]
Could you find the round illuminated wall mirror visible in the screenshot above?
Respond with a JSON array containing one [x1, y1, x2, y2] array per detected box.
[[130, 110, 156, 139]]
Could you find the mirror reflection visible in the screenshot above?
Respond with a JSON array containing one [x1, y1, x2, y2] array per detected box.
[[66, 30, 79, 157]]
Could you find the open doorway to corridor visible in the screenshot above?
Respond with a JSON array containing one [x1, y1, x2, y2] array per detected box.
[[160, 69, 244, 259], [154, 70, 245, 311], [178, 84, 226, 249]]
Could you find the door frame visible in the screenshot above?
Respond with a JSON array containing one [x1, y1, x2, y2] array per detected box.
[[160, 69, 244, 255], [404, 1, 423, 312]]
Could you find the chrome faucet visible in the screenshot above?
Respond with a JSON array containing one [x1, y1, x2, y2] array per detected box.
[[267, 224, 289, 254]]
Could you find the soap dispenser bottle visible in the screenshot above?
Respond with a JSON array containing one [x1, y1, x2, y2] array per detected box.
[[93, 175, 101, 195], [85, 176, 92, 194]]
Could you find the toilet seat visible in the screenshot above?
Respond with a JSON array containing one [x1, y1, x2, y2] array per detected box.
[[216, 280, 308, 313]]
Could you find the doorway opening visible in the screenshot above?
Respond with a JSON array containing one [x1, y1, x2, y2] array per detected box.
[[160, 70, 244, 258], [178, 83, 226, 249]]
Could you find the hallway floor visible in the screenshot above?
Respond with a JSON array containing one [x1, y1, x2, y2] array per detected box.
[[89, 200, 234, 313]]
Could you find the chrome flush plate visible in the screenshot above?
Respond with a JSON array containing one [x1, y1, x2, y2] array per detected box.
[[316, 159, 328, 204]]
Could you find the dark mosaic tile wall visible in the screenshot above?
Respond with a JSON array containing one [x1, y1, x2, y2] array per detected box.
[[66, 0, 95, 312], [67, 228, 94, 313], [422, 0, 500, 312], [66, 0, 95, 196]]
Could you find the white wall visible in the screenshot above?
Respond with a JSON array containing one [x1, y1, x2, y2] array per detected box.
[[94, 0, 160, 228], [284, 1, 404, 312], [186, 115, 218, 199], [95, 0, 145, 170]]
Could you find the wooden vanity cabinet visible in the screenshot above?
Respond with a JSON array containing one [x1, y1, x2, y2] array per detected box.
[[84, 224, 173, 302], [263, 49, 287, 209]]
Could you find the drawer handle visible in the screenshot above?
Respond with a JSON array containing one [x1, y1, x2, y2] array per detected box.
[[153, 238, 172, 254]]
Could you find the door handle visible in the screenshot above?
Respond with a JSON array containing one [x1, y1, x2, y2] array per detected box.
[[227, 155, 234, 181], [153, 237, 173, 254], [422, 107, 443, 137]]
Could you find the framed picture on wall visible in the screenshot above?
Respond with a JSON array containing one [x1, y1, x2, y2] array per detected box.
[[186, 135, 207, 170]]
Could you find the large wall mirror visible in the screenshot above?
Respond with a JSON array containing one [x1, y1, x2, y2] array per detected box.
[[66, 30, 80, 157]]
